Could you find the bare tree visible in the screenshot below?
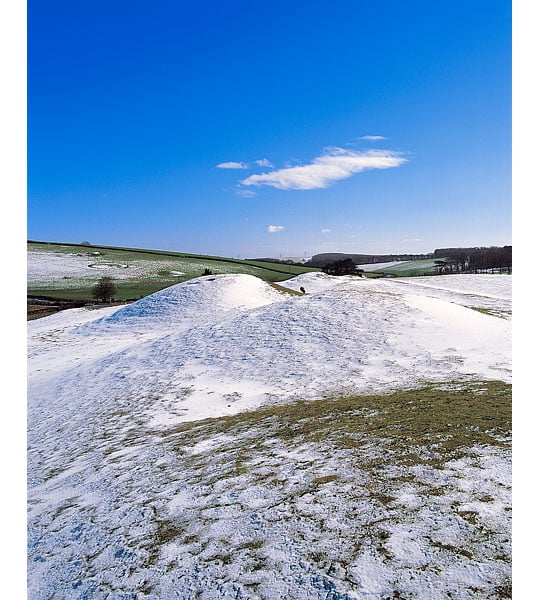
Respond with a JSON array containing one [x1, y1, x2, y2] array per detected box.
[[92, 276, 117, 304]]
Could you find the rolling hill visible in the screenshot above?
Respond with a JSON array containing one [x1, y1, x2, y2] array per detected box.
[[27, 240, 320, 301], [27, 272, 512, 599]]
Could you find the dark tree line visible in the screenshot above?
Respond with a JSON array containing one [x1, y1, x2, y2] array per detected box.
[[252, 257, 307, 266], [322, 258, 359, 276], [308, 252, 432, 268], [434, 246, 512, 274]]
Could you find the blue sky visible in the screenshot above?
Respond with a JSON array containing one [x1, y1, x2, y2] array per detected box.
[[27, 0, 511, 258]]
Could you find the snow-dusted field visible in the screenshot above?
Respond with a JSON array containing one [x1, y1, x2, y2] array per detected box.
[[28, 251, 136, 283], [27, 250, 193, 288], [355, 260, 441, 274], [355, 260, 404, 271], [27, 273, 512, 599], [27, 248, 269, 292]]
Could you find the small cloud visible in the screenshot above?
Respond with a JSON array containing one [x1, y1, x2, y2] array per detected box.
[[360, 135, 387, 141], [236, 189, 257, 198], [240, 147, 406, 191], [321, 228, 332, 233], [255, 158, 273, 168], [216, 161, 248, 169], [267, 225, 285, 233]]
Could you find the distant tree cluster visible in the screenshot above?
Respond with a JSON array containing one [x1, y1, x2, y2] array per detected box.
[[251, 257, 307, 266], [308, 252, 433, 268], [434, 246, 512, 274], [322, 258, 358, 276]]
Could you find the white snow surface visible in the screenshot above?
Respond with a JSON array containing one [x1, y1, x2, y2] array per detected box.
[[30, 273, 511, 426], [354, 260, 403, 271], [77, 273, 283, 336], [27, 273, 512, 599]]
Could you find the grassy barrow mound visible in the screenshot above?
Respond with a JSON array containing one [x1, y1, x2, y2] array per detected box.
[[141, 381, 511, 598]]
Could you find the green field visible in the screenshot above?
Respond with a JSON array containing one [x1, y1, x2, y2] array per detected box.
[[27, 241, 319, 301], [369, 258, 445, 277]]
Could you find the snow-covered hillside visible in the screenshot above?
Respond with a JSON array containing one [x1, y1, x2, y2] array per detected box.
[[27, 273, 512, 599]]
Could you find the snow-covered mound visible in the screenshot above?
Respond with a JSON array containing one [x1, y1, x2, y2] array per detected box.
[[77, 273, 283, 335], [278, 271, 346, 294], [29, 273, 511, 429], [27, 273, 512, 599], [36, 275, 509, 429]]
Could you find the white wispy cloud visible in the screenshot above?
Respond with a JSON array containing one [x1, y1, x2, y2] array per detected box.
[[255, 158, 273, 168], [240, 147, 406, 191], [267, 225, 284, 233], [360, 135, 387, 141], [321, 228, 332, 233], [216, 161, 249, 169], [236, 189, 257, 198]]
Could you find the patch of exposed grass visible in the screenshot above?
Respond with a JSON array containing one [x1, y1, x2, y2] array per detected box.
[[458, 510, 480, 526], [313, 474, 341, 485], [142, 380, 511, 577], [158, 380, 511, 465], [431, 540, 474, 559], [182, 534, 199, 545], [268, 282, 304, 296], [494, 581, 512, 598], [154, 518, 186, 545], [150, 381, 511, 522], [478, 494, 495, 503], [469, 306, 511, 319], [237, 539, 265, 551]]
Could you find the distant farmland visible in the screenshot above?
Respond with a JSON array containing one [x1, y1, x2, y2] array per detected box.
[[27, 241, 320, 301], [366, 258, 443, 277]]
